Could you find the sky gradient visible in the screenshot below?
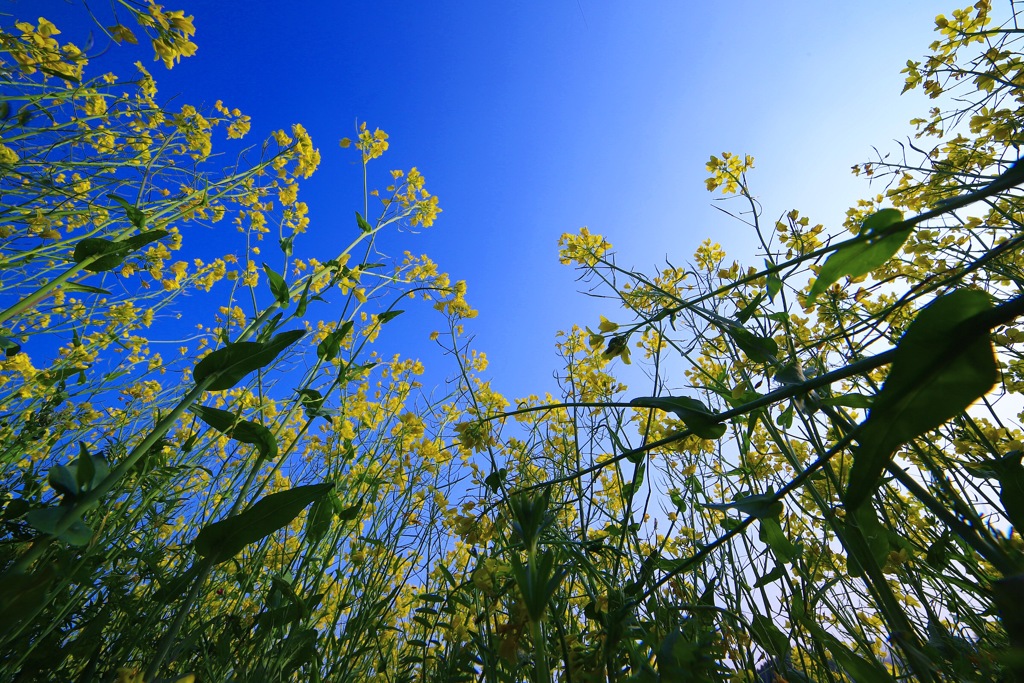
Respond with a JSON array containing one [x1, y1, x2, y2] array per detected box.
[[32, 0, 953, 400]]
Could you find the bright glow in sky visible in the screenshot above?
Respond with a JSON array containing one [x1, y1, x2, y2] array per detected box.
[[34, 0, 953, 398]]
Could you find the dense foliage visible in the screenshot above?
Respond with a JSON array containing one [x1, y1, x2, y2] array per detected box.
[[1, 2, 1023, 682]]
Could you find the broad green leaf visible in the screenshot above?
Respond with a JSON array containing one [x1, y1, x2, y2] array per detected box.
[[316, 321, 353, 362], [262, 263, 290, 305], [190, 405, 279, 461], [304, 496, 334, 545], [630, 395, 726, 439], [294, 277, 313, 318], [75, 442, 94, 491], [193, 483, 332, 563], [336, 499, 363, 522], [846, 289, 997, 509], [193, 329, 305, 391], [0, 335, 20, 357], [705, 492, 782, 520], [992, 573, 1024, 658], [484, 468, 507, 493], [0, 565, 57, 639], [749, 613, 789, 660], [728, 326, 778, 364], [48, 465, 78, 498], [121, 230, 167, 251], [976, 158, 1024, 197], [25, 507, 93, 545], [845, 503, 891, 578], [73, 229, 167, 273], [997, 461, 1024, 531], [153, 564, 202, 604], [759, 516, 798, 563], [808, 208, 908, 302]]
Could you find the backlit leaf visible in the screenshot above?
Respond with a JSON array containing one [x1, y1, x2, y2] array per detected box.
[[846, 290, 997, 509], [808, 208, 908, 302], [194, 483, 332, 563]]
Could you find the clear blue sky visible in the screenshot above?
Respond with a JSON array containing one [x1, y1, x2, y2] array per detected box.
[[30, 0, 951, 400]]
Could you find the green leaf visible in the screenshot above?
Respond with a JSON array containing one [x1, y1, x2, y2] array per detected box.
[[72, 229, 168, 273], [294, 277, 313, 318], [377, 310, 404, 324], [819, 393, 874, 409], [304, 496, 335, 545], [316, 321, 353, 362], [749, 613, 789, 660], [193, 483, 332, 563], [759, 516, 798, 563], [629, 396, 726, 439], [808, 208, 908, 302], [0, 335, 20, 357], [356, 211, 374, 233], [25, 507, 92, 545], [766, 260, 783, 301], [800, 617, 897, 683], [193, 329, 306, 391], [121, 230, 167, 251], [705, 491, 782, 520], [846, 290, 997, 509], [105, 194, 147, 229], [190, 405, 279, 461], [734, 293, 764, 324], [48, 465, 78, 498], [62, 282, 112, 296], [75, 442, 94, 491], [753, 563, 787, 588], [0, 565, 57, 640], [728, 326, 778, 364], [262, 263, 290, 305], [977, 158, 1024, 197], [336, 499, 363, 522], [484, 468, 507, 493]]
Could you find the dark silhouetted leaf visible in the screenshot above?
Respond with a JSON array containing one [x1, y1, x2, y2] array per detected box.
[[193, 483, 332, 563], [25, 507, 92, 545], [630, 395, 726, 439], [193, 329, 305, 391], [846, 289, 997, 509], [705, 492, 782, 520], [728, 326, 778, 364], [808, 208, 908, 302], [73, 229, 167, 273], [190, 405, 279, 461], [749, 613, 789, 660]]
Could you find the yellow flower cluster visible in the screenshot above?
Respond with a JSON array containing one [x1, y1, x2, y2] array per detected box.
[[558, 227, 611, 266], [348, 122, 389, 162], [137, 2, 198, 69], [10, 17, 86, 81], [704, 152, 754, 194]]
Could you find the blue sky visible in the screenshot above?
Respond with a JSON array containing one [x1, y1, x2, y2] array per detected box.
[[31, 0, 950, 400]]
